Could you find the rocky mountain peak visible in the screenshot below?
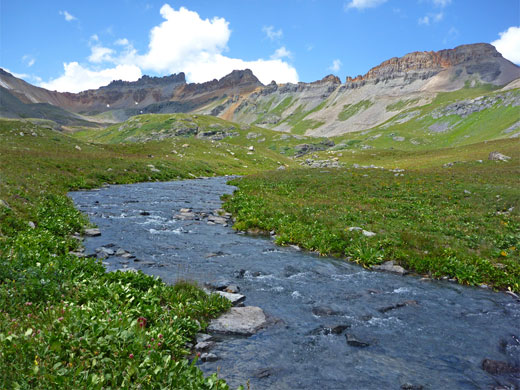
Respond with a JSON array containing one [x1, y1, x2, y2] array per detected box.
[[313, 74, 342, 84], [346, 43, 506, 83], [217, 69, 263, 87], [102, 73, 186, 89]]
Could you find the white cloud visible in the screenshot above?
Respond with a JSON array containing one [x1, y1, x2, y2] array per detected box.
[[135, 5, 297, 83], [40, 62, 142, 93], [433, 12, 443, 22], [418, 12, 443, 26], [137, 5, 230, 72], [22, 55, 35, 67], [262, 25, 283, 41], [418, 16, 430, 25], [345, 0, 387, 10], [432, 0, 451, 7], [41, 4, 298, 92], [88, 46, 115, 63], [492, 26, 520, 64], [329, 59, 342, 72], [59, 10, 77, 22], [270, 46, 292, 60]]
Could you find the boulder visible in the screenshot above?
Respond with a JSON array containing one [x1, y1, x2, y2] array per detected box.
[[84, 228, 101, 237], [205, 279, 233, 290], [224, 284, 240, 293], [196, 333, 212, 343], [309, 324, 350, 335], [195, 341, 216, 352], [312, 306, 340, 317], [378, 300, 418, 313], [208, 306, 268, 336], [200, 353, 219, 362], [215, 291, 246, 306], [481, 359, 519, 375], [346, 333, 370, 347], [96, 247, 115, 256], [488, 152, 511, 162], [372, 261, 408, 275], [401, 384, 424, 390]]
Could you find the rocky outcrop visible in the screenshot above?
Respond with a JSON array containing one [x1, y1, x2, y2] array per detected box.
[[172, 69, 261, 100], [346, 43, 503, 84]]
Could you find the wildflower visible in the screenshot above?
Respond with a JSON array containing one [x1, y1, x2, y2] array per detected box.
[[25, 302, 32, 306], [58, 317, 64, 322], [158, 334, 163, 339], [129, 353, 134, 359], [137, 317, 147, 329]]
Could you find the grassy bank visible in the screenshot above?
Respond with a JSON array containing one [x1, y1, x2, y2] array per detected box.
[[0, 119, 240, 388], [224, 140, 520, 291]]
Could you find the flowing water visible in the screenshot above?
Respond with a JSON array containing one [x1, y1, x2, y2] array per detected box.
[[70, 178, 520, 390]]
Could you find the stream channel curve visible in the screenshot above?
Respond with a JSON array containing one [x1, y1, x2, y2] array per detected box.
[[69, 177, 520, 390]]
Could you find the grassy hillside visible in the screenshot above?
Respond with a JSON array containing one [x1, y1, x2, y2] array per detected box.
[[332, 87, 519, 151], [224, 138, 520, 292], [73, 113, 332, 158]]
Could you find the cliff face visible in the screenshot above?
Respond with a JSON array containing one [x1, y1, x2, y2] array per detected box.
[[221, 43, 519, 136], [347, 43, 502, 83]]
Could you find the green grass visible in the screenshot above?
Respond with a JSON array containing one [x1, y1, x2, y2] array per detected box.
[[73, 113, 334, 158], [386, 98, 420, 112], [277, 100, 328, 134], [338, 100, 373, 121], [291, 119, 325, 135], [333, 87, 520, 151], [224, 139, 520, 292], [0, 118, 259, 389], [269, 96, 294, 117]]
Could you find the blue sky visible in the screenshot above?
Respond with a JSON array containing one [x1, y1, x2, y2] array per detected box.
[[1, 0, 519, 92]]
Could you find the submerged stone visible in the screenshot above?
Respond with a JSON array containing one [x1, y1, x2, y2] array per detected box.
[[208, 306, 268, 336]]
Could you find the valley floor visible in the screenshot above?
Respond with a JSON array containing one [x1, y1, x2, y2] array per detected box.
[[0, 117, 518, 388]]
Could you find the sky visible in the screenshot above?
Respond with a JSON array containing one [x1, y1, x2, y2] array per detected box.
[[1, 0, 519, 93]]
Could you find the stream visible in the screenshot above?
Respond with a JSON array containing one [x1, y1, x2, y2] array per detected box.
[[70, 177, 520, 390]]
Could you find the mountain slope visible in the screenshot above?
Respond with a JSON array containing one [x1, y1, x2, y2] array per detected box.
[[0, 86, 98, 127], [217, 43, 520, 136], [1, 43, 518, 136]]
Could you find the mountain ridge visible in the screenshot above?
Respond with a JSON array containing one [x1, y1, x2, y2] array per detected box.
[[1, 42, 518, 134]]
